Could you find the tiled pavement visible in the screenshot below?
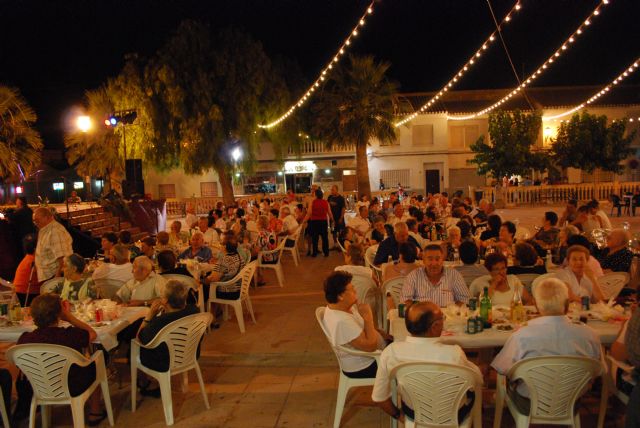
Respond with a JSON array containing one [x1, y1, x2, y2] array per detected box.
[[12, 204, 639, 427]]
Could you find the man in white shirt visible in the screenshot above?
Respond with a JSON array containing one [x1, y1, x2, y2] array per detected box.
[[372, 302, 481, 423], [33, 207, 73, 280], [279, 206, 299, 247], [348, 205, 371, 237], [197, 217, 219, 246], [491, 277, 603, 414], [185, 204, 198, 229], [114, 256, 167, 307], [387, 204, 410, 226], [211, 209, 227, 232], [92, 244, 134, 283]]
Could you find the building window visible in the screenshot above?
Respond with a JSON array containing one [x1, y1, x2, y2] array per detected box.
[[158, 184, 176, 199], [412, 124, 434, 146], [200, 182, 219, 197], [381, 169, 410, 188], [449, 125, 479, 149]]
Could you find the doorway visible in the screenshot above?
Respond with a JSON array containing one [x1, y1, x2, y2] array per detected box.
[[425, 170, 440, 195], [285, 173, 312, 194]]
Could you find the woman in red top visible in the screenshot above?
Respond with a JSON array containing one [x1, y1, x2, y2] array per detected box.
[[304, 189, 334, 257], [13, 235, 40, 306]]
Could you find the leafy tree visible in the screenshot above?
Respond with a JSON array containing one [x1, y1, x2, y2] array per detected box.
[[468, 109, 547, 179], [64, 87, 122, 190], [551, 111, 635, 176], [145, 22, 291, 204], [310, 55, 397, 199], [0, 85, 43, 179]]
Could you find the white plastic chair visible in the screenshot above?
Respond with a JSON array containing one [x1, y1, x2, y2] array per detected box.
[[381, 277, 406, 330], [364, 245, 383, 284], [515, 274, 540, 295], [40, 277, 63, 294], [131, 312, 212, 426], [93, 278, 125, 300], [7, 343, 114, 428], [208, 262, 258, 333], [531, 273, 557, 295], [258, 238, 286, 287], [336, 239, 347, 254], [494, 355, 604, 428], [315, 307, 380, 428], [391, 362, 483, 428], [0, 379, 9, 428], [597, 272, 629, 300], [162, 273, 205, 313], [282, 228, 302, 266]]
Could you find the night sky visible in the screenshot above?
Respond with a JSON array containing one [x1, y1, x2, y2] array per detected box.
[[0, 0, 638, 149]]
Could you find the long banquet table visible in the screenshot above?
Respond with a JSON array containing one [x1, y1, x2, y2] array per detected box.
[[388, 309, 621, 347], [0, 306, 148, 351]]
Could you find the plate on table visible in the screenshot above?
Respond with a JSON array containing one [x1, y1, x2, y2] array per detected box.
[[493, 323, 515, 332]]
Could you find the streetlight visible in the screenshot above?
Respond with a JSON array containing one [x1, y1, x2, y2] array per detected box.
[[231, 147, 242, 162], [76, 115, 92, 133]]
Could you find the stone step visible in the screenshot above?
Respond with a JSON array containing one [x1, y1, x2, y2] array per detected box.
[[77, 217, 119, 232], [59, 207, 105, 219]]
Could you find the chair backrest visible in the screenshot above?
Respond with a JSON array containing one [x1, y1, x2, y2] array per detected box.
[[315, 306, 352, 373], [142, 312, 213, 372], [365, 245, 379, 269], [40, 277, 63, 294], [507, 355, 602, 424], [598, 272, 629, 300], [349, 272, 377, 307], [239, 261, 258, 299], [262, 238, 286, 264], [162, 274, 199, 290], [531, 273, 557, 295], [383, 277, 406, 308], [337, 239, 347, 254], [391, 362, 482, 428], [469, 275, 491, 298], [515, 273, 540, 294], [7, 344, 89, 402], [93, 278, 125, 299]]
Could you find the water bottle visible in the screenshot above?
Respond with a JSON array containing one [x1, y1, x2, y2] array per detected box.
[[453, 248, 460, 265], [545, 249, 553, 269]]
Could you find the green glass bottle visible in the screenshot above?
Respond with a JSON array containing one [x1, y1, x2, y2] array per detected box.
[[479, 286, 492, 326]]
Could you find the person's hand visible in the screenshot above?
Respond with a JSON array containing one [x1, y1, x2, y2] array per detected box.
[[149, 300, 165, 317], [59, 302, 73, 322]]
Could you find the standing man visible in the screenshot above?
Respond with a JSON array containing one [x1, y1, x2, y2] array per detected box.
[[328, 185, 346, 249], [33, 207, 73, 281]]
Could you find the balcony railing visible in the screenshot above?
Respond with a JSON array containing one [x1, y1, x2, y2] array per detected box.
[[287, 140, 355, 156]]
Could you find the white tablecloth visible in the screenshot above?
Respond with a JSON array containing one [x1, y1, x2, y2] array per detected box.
[[388, 309, 621, 347], [0, 307, 148, 351]]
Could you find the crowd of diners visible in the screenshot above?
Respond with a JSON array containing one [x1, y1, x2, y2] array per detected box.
[[319, 188, 639, 426]]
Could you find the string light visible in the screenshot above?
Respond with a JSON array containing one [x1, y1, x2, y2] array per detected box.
[[395, 1, 524, 127], [447, 0, 611, 121], [542, 58, 640, 121], [258, 1, 375, 129]]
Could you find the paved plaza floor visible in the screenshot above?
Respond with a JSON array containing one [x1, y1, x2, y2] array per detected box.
[[10, 204, 639, 427]]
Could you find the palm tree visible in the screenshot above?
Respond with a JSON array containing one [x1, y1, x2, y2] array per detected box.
[[0, 85, 43, 180], [64, 87, 122, 191], [311, 55, 397, 199]]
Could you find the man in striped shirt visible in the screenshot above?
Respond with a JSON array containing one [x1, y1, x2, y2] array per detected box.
[[400, 244, 469, 307]]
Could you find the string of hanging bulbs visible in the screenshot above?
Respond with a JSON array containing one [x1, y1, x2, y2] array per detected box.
[[257, 2, 375, 129]]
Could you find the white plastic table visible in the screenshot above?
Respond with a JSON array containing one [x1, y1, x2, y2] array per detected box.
[[388, 309, 621, 348], [0, 306, 148, 351]]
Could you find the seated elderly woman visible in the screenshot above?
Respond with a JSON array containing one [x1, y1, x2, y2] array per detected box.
[[168, 220, 189, 247], [554, 224, 580, 264], [507, 242, 547, 275], [337, 227, 357, 251], [157, 250, 191, 277], [322, 271, 388, 379], [155, 231, 178, 256], [443, 225, 462, 261], [178, 232, 213, 262], [203, 231, 246, 300], [17, 293, 107, 425], [554, 245, 605, 303], [382, 242, 419, 284], [135, 280, 200, 396], [51, 253, 97, 301], [470, 253, 532, 305]]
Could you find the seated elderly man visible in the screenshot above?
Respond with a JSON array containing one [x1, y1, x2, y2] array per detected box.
[[178, 231, 213, 262], [386, 204, 410, 226], [92, 244, 134, 283], [196, 216, 219, 246], [349, 205, 371, 237], [373, 222, 420, 265], [598, 228, 634, 273], [278, 206, 299, 247], [491, 278, 603, 414], [135, 279, 200, 396], [114, 256, 167, 307], [372, 302, 481, 423], [322, 271, 387, 379], [533, 211, 560, 250], [401, 244, 469, 306]]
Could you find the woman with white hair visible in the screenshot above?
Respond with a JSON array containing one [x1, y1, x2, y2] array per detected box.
[[443, 225, 462, 262]]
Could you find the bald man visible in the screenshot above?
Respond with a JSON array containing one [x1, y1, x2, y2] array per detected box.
[[114, 256, 166, 307], [372, 302, 481, 422], [598, 228, 633, 273], [33, 207, 73, 280]]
